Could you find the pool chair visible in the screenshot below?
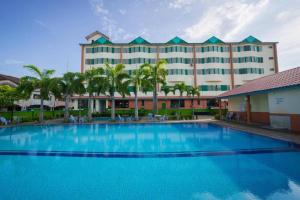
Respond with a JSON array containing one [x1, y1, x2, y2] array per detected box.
[[226, 112, 234, 121], [147, 113, 154, 121], [79, 116, 86, 123], [117, 115, 125, 122], [0, 116, 8, 125], [69, 115, 77, 123], [126, 116, 133, 122], [159, 115, 167, 121]]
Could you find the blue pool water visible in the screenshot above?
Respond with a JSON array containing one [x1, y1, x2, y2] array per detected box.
[[0, 123, 300, 199]]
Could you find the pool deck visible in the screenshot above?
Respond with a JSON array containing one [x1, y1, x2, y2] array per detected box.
[[1, 116, 300, 145]]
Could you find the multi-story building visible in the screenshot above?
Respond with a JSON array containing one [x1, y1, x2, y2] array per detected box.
[[73, 31, 278, 111], [0, 74, 68, 111]]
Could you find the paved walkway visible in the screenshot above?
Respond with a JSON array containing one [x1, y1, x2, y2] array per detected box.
[[212, 120, 300, 145]]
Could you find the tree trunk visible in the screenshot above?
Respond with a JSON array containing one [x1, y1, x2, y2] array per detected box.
[[134, 92, 138, 120], [88, 95, 92, 121], [10, 99, 14, 122], [111, 95, 115, 120], [64, 95, 70, 122], [39, 98, 44, 123], [191, 98, 195, 118], [153, 85, 158, 114]]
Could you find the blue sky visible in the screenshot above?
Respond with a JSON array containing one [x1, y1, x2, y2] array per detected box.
[[0, 0, 300, 77]]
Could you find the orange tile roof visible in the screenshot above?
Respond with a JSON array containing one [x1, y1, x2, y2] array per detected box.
[[218, 67, 300, 98]]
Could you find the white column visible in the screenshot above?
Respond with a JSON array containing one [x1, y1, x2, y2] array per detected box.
[[95, 99, 100, 112], [73, 99, 79, 110]]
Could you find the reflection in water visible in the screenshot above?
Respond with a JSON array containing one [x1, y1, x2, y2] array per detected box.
[[0, 123, 290, 153]]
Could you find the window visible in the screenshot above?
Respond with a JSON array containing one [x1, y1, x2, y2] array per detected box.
[[115, 100, 129, 108], [170, 100, 185, 108], [269, 57, 274, 60], [141, 100, 145, 107]]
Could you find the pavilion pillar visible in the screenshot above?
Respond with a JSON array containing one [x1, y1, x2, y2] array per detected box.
[[246, 95, 251, 124], [218, 99, 222, 118]]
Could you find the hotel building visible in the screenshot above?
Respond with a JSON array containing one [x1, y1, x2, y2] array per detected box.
[[74, 31, 278, 111]]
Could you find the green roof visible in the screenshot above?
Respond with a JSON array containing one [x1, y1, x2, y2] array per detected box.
[[129, 37, 150, 45], [166, 36, 188, 44], [242, 36, 261, 43], [92, 37, 113, 45], [203, 36, 224, 44]]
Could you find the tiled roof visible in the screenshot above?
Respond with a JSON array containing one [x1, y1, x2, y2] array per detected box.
[[0, 74, 19, 84], [203, 36, 224, 44], [218, 67, 300, 98], [241, 35, 261, 43], [166, 36, 188, 44], [129, 37, 150, 45]]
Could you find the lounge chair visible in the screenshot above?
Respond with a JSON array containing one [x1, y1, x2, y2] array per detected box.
[[79, 116, 86, 123], [147, 113, 154, 121], [69, 115, 77, 123], [159, 115, 167, 121], [117, 115, 125, 122], [0, 116, 8, 125]]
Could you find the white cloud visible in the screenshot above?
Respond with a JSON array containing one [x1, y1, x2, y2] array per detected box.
[[89, 0, 109, 15], [119, 9, 126, 15], [2, 59, 24, 65], [184, 0, 269, 41], [276, 9, 300, 22], [168, 0, 197, 9]]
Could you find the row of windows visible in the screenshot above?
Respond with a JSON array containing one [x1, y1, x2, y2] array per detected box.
[[235, 68, 264, 74], [123, 58, 156, 64], [86, 56, 263, 65], [125, 68, 264, 76], [196, 46, 230, 52], [232, 45, 262, 52], [232, 56, 263, 63], [160, 46, 192, 53], [200, 85, 230, 91], [86, 45, 264, 54]]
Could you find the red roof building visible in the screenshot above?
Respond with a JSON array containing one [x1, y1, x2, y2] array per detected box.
[[218, 67, 300, 133], [219, 67, 300, 98]]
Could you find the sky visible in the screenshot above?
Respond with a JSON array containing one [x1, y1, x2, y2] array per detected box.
[[0, 0, 300, 77]]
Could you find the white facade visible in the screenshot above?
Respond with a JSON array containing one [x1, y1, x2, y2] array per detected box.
[[80, 31, 278, 98]]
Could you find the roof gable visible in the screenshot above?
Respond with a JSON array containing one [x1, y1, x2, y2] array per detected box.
[[242, 36, 261, 43], [85, 31, 110, 41], [92, 37, 113, 45], [129, 37, 150, 45], [203, 36, 224, 44], [166, 36, 188, 44]]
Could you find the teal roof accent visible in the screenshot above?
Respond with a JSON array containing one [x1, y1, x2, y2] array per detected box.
[[203, 36, 224, 44], [166, 36, 188, 44], [92, 37, 113, 45], [242, 35, 261, 43], [129, 37, 150, 45]]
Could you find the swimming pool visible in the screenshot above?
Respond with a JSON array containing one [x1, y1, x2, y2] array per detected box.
[[0, 123, 300, 199]]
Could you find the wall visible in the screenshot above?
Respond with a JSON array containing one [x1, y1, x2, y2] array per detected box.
[[227, 94, 270, 124], [268, 87, 300, 132]]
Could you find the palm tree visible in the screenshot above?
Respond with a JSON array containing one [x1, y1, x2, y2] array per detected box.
[[18, 65, 56, 122], [104, 63, 130, 120], [51, 72, 85, 122], [0, 85, 23, 121], [128, 65, 148, 120], [187, 86, 200, 117], [160, 83, 172, 109], [142, 60, 167, 114], [174, 82, 188, 96], [84, 68, 107, 120]]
